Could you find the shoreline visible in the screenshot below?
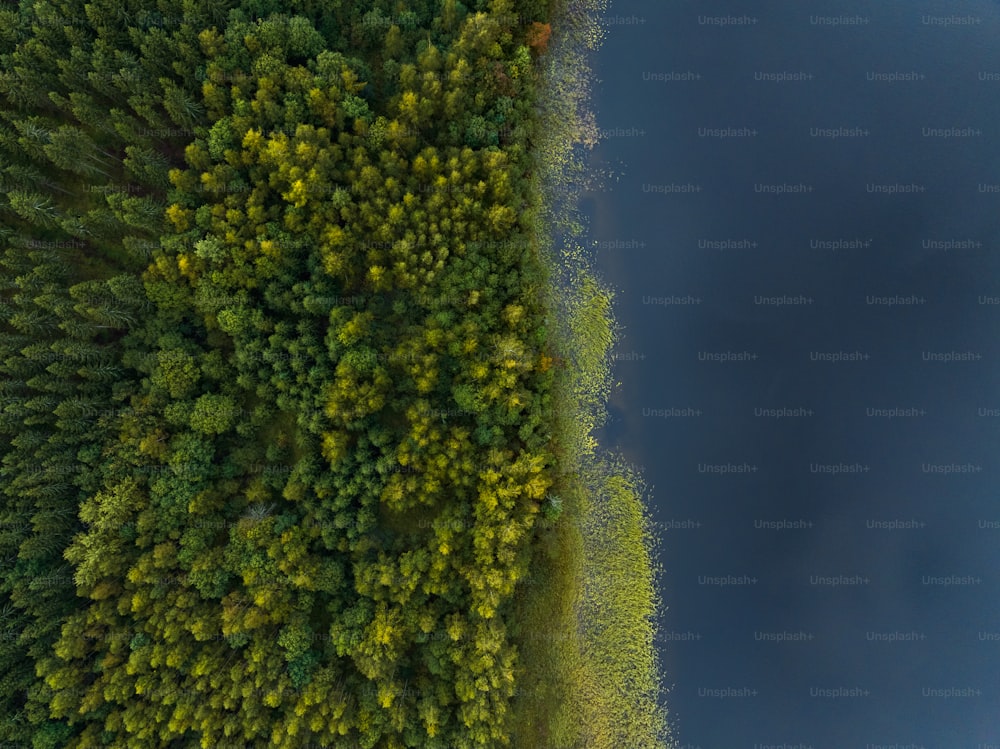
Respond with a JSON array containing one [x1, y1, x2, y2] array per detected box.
[[509, 0, 675, 745]]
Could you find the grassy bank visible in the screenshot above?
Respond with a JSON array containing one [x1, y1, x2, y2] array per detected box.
[[508, 1, 675, 746]]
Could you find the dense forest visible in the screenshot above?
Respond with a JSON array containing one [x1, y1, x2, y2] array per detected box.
[[0, 0, 667, 747]]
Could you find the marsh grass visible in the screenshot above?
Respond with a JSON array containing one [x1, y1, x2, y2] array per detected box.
[[507, 0, 675, 745]]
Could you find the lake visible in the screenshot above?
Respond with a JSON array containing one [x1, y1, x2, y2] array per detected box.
[[586, 1, 1000, 746]]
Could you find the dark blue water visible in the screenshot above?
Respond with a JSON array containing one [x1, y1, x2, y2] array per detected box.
[[587, 1, 1000, 747]]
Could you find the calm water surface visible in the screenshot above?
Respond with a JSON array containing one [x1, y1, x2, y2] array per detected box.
[[586, 1, 1000, 746]]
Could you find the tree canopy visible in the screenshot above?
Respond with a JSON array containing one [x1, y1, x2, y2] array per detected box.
[[0, 0, 568, 746]]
